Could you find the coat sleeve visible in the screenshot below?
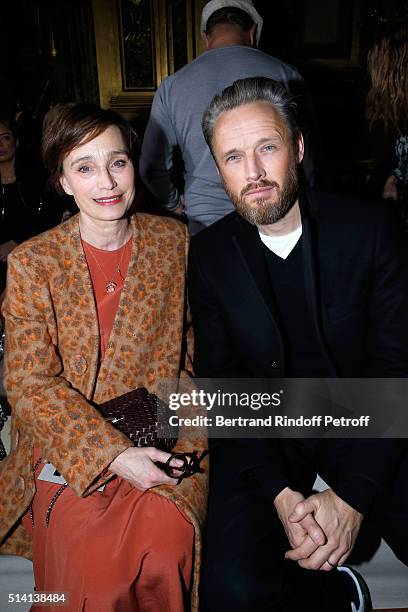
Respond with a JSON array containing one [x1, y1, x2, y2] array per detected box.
[[325, 205, 408, 515], [188, 240, 292, 502], [2, 252, 132, 497], [366, 203, 408, 376]]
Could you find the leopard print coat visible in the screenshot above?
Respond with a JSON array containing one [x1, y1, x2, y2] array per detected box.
[[0, 213, 208, 610]]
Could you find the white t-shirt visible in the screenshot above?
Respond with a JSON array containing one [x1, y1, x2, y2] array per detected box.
[[258, 226, 302, 259]]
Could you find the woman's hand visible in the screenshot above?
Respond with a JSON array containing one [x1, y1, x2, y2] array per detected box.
[[109, 447, 185, 490]]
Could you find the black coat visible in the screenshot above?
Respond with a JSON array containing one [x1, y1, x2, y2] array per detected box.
[[188, 189, 408, 516]]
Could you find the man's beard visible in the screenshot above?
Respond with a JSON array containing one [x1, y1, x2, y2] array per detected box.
[[223, 159, 299, 226]]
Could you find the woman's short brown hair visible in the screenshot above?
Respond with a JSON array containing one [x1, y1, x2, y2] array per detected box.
[[42, 103, 138, 193]]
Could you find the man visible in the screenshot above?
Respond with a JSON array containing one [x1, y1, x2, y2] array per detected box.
[[140, 0, 317, 234], [188, 77, 408, 611]]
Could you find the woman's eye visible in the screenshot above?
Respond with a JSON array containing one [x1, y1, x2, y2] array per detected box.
[[78, 165, 91, 173], [112, 159, 127, 168]]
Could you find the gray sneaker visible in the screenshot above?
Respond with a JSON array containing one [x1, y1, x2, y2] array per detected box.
[[336, 566, 373, 612]]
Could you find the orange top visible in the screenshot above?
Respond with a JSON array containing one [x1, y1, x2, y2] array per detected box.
[[82, 238, 132, 359]]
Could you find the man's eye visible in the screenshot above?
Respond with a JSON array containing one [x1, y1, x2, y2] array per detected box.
[[226, 155, 240, 162], [262, 144, 276, 152]]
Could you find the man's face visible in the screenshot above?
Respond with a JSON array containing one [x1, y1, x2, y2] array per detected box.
[[212, 101, 304, 226]]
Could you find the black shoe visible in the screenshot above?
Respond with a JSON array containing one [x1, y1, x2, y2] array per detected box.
[[336, 566, 373, 612]]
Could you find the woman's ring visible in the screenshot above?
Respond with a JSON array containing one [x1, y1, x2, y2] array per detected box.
[[327, 560, 337, 568]]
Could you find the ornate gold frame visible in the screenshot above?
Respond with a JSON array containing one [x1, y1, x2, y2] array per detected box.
[[92, 0, 206, 118]]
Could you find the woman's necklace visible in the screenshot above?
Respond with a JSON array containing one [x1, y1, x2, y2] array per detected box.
[[85, 238, 131, 293]]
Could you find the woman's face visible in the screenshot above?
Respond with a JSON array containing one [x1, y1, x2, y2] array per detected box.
[[60, 125, 135, 223], [0, 123, 17, 162]]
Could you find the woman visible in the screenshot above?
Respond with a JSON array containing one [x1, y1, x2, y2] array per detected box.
[[0, 103, 207, 611], [366, 24, 408, 207], [0, 114, 61, 306]]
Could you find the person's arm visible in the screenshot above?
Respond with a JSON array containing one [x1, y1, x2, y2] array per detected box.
[[4, 250, 187, 492], [174, 224, 209, 460], [337, 204, 408, 512], [317, 204, 408, 518], [189, 241, 326, 548], [188, 241, 292, 499], [2, 252, 135, 495], [278, 204, 408, 568], [139, 83, 180, 211]]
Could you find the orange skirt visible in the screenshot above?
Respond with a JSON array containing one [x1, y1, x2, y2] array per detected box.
[[23, 452, 194, 612]]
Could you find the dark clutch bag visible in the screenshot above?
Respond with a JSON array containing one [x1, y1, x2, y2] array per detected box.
[[96, 387, 177, 453]]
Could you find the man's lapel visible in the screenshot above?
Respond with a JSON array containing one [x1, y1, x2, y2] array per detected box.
[[229, 192, 338, 375], [299, 189, 338, 376], [299, 189, 321, 336], [230, 213, 283, 332]]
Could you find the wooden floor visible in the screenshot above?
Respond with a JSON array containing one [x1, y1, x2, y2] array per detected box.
[[375, 608, 408, 611]]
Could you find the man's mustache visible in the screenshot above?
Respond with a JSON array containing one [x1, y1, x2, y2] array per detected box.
[[240, 180, 280, 197]]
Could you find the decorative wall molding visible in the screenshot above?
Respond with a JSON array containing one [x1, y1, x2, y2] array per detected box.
[[92, 0, 205, 117]]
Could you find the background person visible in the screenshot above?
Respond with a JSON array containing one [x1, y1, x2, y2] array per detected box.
[[140, 0, 317, 234], [0, 103, 207, 612], [0, 113, 61, 308], [366, 23, 408, 217]]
